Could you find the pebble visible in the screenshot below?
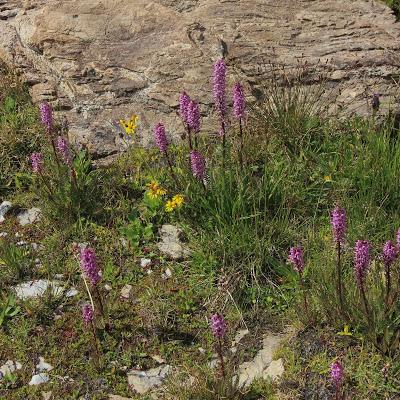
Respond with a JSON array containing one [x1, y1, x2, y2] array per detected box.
[[17, 207, 41, 226], [120, 284, 132, 299], [140, 258, 152, 268], [0, 360, 22, 379], [29, 373, 50, 385], [13, 280, 78, 300], [0, 201, 12, 223]]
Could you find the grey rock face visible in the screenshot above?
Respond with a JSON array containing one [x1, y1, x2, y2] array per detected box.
[[0, 1, 399, 160]]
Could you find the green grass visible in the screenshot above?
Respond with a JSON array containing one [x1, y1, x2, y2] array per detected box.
[[0, 62, 399, 399]]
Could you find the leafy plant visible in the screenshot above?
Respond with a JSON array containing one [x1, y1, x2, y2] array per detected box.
[[0, 293, 20, 327]]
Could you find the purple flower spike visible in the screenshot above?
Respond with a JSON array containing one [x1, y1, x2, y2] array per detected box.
[[330, 360, 344, 386], [154, 123, 168, 153], [187, 100, 201, 133], [190, 150, 206, 180], [383, 240, 398, 267], [179, 91, 191, 124], [354, 240, 371, 287], [331, 207, 347, 244], [56, 136, 72, 166], [396, 228, 400, 248], [80, 247, 101, 286], [233, 82, 245, 119], [40, 102, 53, 133], [288, 246, 305, 274], [213, 59, 227, 117], [30, 152, 43, 173], [82, 304, 94, 325], [210, 313, 227, 338]]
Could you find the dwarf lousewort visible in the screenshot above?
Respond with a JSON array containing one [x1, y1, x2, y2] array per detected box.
[[233, 82, 245, 120], [288, 246, 305, 274], [331, 207, 347, 244], [354, 240, 370, 287], [40, 102, 53, 133], [80, 247, 101, 286], [210, 313, 227, 338], [30, 152, 43, 173], [154, 123, 168, 153]]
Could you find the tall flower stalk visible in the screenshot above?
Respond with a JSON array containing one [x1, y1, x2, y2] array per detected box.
[[331, 206, 347, 317], [179, 91, 193, 150], [190, 150, 206, 188], [354, 240, 372, 324], [154, 123, 178, 186], [213, 59, 227, 163], [210, 313, 227, 378], [382, 240, 397, 310], [82, 304, 100, 368], [56, 136, 78, 189], [330, 360, 344, 400], [233, 82, 245, 168], [288, 246, 308, 315], [40, 102, 60, 167], [80, 247, 104, 319]]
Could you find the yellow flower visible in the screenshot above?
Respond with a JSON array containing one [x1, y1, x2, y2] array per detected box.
[[324, 175, 332, 183], [146, 180, 167, 199], [120, 115, 139, 135], [172, 194, 184, 207], [337, 325, 352, 336], [165, 200, 175, 212], [165, 194, 185, 212]]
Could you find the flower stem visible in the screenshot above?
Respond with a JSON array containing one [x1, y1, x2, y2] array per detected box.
[[336, 241, 345, 317], [238, 118, 244, 169], [217, 337, 226, 379]]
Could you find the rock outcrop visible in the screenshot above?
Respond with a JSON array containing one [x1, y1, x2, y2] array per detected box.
[[0, 0, 399, 160]]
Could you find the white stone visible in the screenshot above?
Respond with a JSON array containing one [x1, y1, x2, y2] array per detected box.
[[0, 360, 22, 379], [237, 332, 285, 388], [29, 373, 50, 385], [263, 358, 284, 381], [17, 207, 41, 226], [0, 201, 12, 223], [157, 225, 190, 260], [120, 284, 132, 299], [0, 232, 8, 237], [13, 280, 78, 300], [231, 329, 250, 354], [140, 258, 151, 268], [36, 357, 53, 372], [161, 268, 172, 280], [104, 284, 112, 291], [127, 365, 171, 394]]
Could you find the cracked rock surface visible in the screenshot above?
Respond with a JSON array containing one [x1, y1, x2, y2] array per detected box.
[[0, 1, 399, 160]]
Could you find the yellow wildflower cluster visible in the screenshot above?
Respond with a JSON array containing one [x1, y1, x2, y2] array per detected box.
[[165, 194, 184, 212], [120, 115, 139, 135], [146, 180, 167, 199]]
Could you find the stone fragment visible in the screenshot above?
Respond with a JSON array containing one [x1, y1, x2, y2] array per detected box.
[[237, 331, 285, 388], [17, 207, 41, 226], [127, 365, 171, 394], [29, 373, 50, 385], [0, 201, 12, 223], [108, 395, 132, 400], [263, 358, 284, 381], [157, 225, 190, 260], [13, 280, 78, 300], [120, 284, 132, 299], [36, 357, 53, 372], [0, 360, 22, 379], [140, 258, 152, 268], [161, 268, 172, 280]]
